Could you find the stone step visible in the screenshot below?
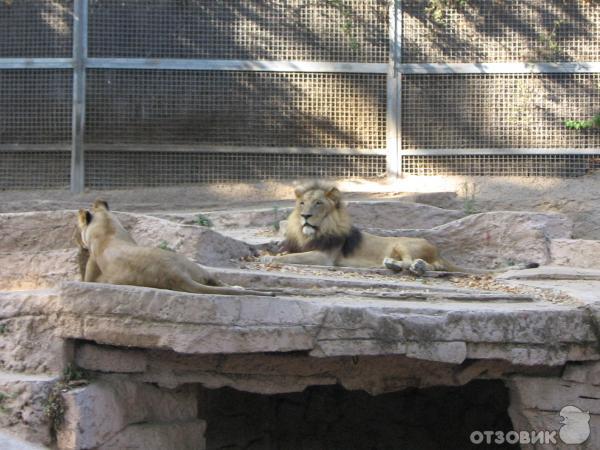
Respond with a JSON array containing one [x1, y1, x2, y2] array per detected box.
[[497, 266, 600, 281], [215, 266, 533, 300]]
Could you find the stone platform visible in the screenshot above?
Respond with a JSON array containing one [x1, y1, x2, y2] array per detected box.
[[2, 203, 600, 448]]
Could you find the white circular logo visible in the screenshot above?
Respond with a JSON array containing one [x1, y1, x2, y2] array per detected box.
[[559, 405, 591, 445]]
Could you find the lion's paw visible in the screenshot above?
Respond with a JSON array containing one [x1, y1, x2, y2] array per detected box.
[[409, 259, 427, 276], [383, 257, 403, 272]]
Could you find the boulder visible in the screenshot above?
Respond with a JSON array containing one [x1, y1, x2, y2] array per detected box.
[[347, 201, 465, 230], [0, 249, 79, 291], [193, 201, 465, 231], [551, 239, 600, 269], [0, 212, 76, 253], [507, 376, 600, 449], [367, 211, 573, 269], [0, 290, 66, 374], [0, 373, 58, 447], [58, 378, 198, 450], [115, 212, 256, 267]]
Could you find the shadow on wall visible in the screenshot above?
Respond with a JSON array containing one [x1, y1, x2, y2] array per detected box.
[[400, 0, 600, 155], [1, 0, 599, 185]]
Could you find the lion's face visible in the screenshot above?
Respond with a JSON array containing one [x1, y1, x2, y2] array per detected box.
[[295, 186, 341, 236]]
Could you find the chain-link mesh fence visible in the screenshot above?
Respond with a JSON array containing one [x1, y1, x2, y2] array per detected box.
[[88, 0, 388, 63], [402, 0, 600, 63], [0, 0, 73, 58], [1, 0, 599, 189], [402, 154, 600, 177], [86, 70, 386, 149], [401, 73, 600, 150], [85, 152, 386, 188]]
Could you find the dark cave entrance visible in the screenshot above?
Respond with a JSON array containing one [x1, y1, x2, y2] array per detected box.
[[198, 380, 517, 450]]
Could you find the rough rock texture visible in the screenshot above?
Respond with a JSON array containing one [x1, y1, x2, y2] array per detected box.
[[58, 377, 200, 450], [115, 212, 256, 267], [0, 373, 58, 447], [563, 361, 600, 386], [0, 430, 49, 450], [0, 249, 80, 291], [158, 201, 467, 246], [550, 239, 600, 269], [0, 210, 257, 291], [74, 343, 551, 395], [498, 266, 600, 281], [507, 372, 600, 449], [55, 281, 598, 367], [74, 343, 147, 374], [157, 201, 465, 231], [0, 212, 76, 253], [3, 202, 600, 449], [0, 290, 66, 374], [99, 421, 206, 450], [367, 211, 573, 268]]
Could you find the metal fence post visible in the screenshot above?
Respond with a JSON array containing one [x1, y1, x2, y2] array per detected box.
[[70, 0, 88, 193], [386, 0, 401, 179]]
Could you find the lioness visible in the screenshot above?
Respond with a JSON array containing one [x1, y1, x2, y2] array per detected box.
[[77, 200, 273, 296], [260, 182, 537, 275]]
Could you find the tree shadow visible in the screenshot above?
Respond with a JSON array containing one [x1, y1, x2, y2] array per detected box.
[[1, 0, 600, 187], [400, 0, 600, 177]]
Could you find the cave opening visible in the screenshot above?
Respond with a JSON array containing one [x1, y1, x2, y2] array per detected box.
[[198, 380, 517, 450]]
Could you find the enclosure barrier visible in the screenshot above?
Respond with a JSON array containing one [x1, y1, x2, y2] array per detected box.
[[0, 0, 599, 191]]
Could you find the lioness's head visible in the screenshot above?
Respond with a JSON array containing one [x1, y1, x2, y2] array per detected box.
[[77, 199, 134, 251], [77, 199, 111, 249]]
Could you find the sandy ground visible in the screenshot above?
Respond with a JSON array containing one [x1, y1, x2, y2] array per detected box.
[[2, 173, 600, 238]]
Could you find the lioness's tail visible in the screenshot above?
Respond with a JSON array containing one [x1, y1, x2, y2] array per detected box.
[[180, 278, 275, 297], [439, 259, 539, 275]]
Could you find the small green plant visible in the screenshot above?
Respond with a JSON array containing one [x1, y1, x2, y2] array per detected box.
[[0, 390, 13, 414], [196, 213, 213, 228], [538, 19, 565, 59], [323, 0, 360, 49], [44, 385, 65, 431], [44, 364, 89, 433], [0, 323, 7, 334], [426, 0, 469, 24], [271, 206, 281, 232], [62, 364, 86, 383], [459, 182, 479, 215], [157, 240, 175, 252], [565, 114, 600, 130]]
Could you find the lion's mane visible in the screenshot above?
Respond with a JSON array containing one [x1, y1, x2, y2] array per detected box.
[[280, 181, 362, 256]]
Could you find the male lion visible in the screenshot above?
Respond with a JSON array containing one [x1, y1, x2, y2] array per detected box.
[[260, 181, 537, 275], [77, 200, 273, 296]]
